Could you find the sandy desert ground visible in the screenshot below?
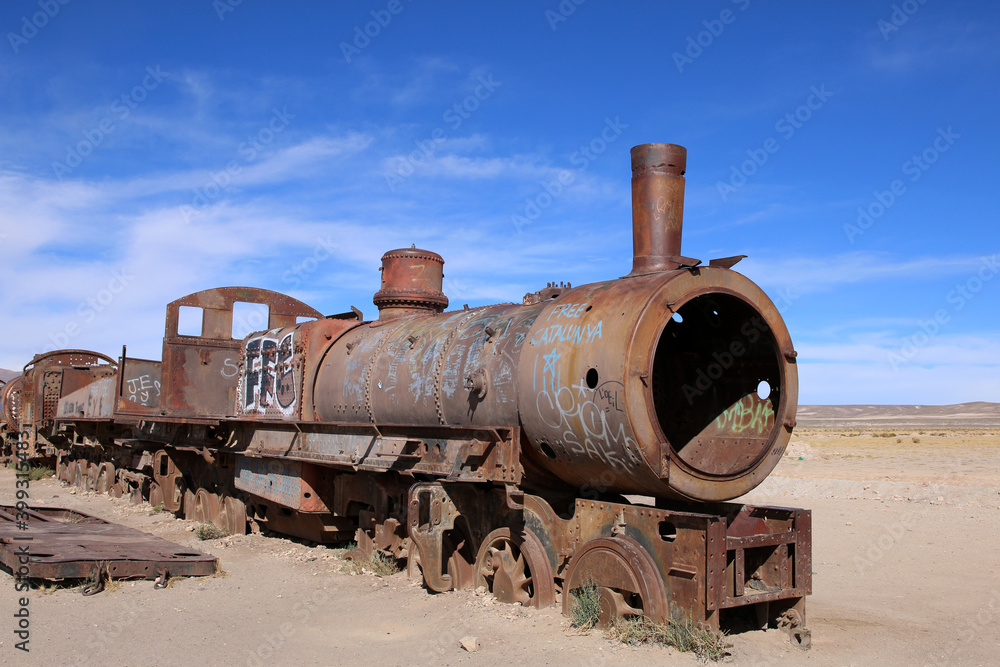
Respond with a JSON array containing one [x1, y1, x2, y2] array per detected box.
[[1, 424, 998, 666]]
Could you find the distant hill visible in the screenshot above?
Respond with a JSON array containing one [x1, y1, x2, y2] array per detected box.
[[0, 368, 19, 383], [797, 402, 1000, 428]]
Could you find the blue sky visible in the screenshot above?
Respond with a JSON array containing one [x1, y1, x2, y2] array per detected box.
[[0, 0, 997, 404]]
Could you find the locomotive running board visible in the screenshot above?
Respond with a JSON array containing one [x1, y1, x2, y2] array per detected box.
[[0, 505, 217, 582]]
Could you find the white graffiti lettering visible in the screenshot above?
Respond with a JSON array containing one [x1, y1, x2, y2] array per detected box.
[[242, 331, 296, 416], [125, 374, 160, 406], [531, 320, 602, 345]]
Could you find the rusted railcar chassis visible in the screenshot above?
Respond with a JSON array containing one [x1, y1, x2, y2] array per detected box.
[[51, 422, 810, 646]]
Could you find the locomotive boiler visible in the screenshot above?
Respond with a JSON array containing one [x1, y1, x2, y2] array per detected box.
[[10, 143, 811, 645]]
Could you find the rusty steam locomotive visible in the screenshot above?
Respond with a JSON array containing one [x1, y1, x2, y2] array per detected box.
[[1, 143, 810, 644]]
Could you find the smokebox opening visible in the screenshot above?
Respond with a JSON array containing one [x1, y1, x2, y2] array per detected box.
[[651, 293, 782, 477]]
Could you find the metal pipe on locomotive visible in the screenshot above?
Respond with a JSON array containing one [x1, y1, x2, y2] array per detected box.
[[2, 143, 811, 644]]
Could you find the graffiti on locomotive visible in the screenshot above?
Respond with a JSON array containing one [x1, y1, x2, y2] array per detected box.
[[240, 329, 297, 415]]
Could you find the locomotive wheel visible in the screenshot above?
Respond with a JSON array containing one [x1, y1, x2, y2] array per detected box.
[[475, 527, 555, 608], [86, 463, 99, 492], [443, 530, 475, 590], [216, 496, 247, 535], [182, 489, 197, 520], [56, 456, 68, 482], [562, 536, 669, 627], [189, 489, 221, 525], [148, 482, 164, 508], [109, 481, 123, 499], [95, 463, 115, 495], [72, 461, 84, 489]]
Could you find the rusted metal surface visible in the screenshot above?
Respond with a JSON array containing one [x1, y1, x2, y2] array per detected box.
[[231, 314, 363, 422], [311, 304, 542, 428], [119, 357, 163, 410], [0, 505, 216, 581], [29, 351, 117, 427], [150, 450, 185, 512], [242, 423, 522, 484], [57, 376, 117, 419], [55, 356, 163, 421], [374, 247, 449, 319], [474, 526, 555, 608], [556, 498, 811, 629], [1, 375, 22, 434], [234, 456, 330, 512], [629, 143, 688, 275], [2, 350, 116, 458], [563, 535, 670, 625], [160, 287, 322, 420]]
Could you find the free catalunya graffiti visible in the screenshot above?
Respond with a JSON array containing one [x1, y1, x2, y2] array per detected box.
[[531, 303, 637, 472], [242, 330, 296, 415]]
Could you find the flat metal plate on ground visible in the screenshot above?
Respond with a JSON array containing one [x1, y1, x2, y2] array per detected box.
[[0, 505, 217, 580]]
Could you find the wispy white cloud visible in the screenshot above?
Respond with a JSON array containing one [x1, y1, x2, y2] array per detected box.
[[390, 57, 461, 106], [740, 251, 994, 294], [349, 56, 464, 107], [394, 153, 548, 180], [802, 333, 1000, 366], [863, 17, 995, 75], [0, 125, 632, 369], [796, 331, 1000, 404]]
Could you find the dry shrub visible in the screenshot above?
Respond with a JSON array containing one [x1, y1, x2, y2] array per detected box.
[[195, 523, 228, 540], [570, 583, 601, 630], [28, 466, 54, 481], [606, 615, 730, 662], [341, 550, 400, 577]]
